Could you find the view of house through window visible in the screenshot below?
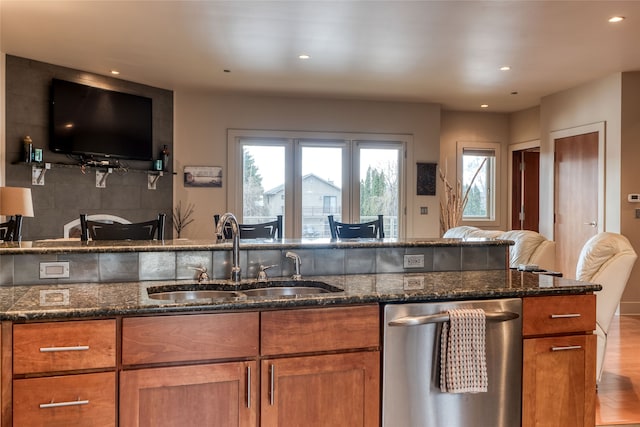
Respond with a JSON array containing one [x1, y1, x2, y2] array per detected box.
[[233, 132, 406, 238]]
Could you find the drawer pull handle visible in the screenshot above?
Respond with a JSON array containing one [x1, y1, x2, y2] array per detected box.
[[550, 314, 581, 319], [551, 345, 582, 352], [39, 345, 89, 353], [40, 399, 89, 409], [269, 364, 275, 406], [246, 366, 251, 409]]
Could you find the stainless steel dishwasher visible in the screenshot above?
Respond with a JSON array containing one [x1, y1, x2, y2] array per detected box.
[[383, 298, 522, 427]]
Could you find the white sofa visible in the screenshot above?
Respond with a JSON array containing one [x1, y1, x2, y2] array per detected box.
[[443, 226, 556, 271], [575, 232, 637, 383]]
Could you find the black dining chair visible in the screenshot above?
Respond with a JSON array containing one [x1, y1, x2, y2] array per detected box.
[[0, 215, 23, 242], [80, 213, 166, 241], [328, 215, 384, 239], [214, 214, 283, 239]]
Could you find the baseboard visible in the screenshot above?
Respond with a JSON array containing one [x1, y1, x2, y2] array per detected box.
[[619, 301, 640, 315]]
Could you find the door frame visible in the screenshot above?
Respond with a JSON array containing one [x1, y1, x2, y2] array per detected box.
[[549, 122, 606, 240], [508, 139, 540, 231]]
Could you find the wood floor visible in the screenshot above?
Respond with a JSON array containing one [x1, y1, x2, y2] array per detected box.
[[596, 315, 640, 426]]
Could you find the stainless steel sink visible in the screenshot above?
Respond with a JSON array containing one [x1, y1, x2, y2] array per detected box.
[[242, 286, 331, 297], [148, 289, 242, 302], [147, 279, 342, 302]]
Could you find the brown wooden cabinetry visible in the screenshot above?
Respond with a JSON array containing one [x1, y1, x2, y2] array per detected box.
[[120, 312, 259, 427], [260, 305, 380, 427], [9, 319, 117, 427], [522, 294, 596, 427]]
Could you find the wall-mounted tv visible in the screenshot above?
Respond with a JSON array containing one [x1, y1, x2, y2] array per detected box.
[[49, 78, 153, 161]]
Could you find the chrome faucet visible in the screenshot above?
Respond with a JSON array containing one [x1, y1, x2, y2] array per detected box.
[[215, 212, 241, 283], [286, 251, 302, 280], [193, 266, 209, 283]]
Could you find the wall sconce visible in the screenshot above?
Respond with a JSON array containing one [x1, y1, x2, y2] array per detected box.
[[0, 187, 34, 241]]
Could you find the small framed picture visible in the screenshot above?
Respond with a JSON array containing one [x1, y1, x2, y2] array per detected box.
[[416, 162, 437, 196], [184, 166, 222, 187]]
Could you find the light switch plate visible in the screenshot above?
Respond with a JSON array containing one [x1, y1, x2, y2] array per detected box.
[[39, 261, 70, 279], [403, 254, 424, 268]]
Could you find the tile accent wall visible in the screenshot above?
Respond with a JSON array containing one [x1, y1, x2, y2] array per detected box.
[[4, 55, 174, 240], [0, 245, 507, 286]]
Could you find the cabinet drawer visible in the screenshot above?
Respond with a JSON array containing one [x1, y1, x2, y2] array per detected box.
[[13, 371, 116, 427], [13, 319, 116, 375], [122, 312, 259, 365], [523, 294, 595, 337], [261, 305, 380, 356]]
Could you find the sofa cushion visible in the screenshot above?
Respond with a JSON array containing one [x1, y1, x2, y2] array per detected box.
[[499, 230, 548, 268]]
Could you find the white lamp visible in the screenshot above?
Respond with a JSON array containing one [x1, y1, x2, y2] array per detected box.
[[0, 187, 34, 241]]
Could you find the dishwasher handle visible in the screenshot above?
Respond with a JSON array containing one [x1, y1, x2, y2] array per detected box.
[[388, 310, 519, 327]]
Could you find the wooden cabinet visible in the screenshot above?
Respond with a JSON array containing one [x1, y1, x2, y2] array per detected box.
[[120, 361, 256, 427], [10, 319, 117, 427], [522, 294, 596, 427], [120, 312, 259, 427], [260, 305, 380, 427]]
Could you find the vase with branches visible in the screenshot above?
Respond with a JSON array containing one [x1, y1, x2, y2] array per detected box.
[[438, 158, 487, 236], [173, 200, 195, 238]]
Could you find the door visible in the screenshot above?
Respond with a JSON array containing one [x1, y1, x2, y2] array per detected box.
[[554, 132, 599, 279], [512, 150, 540, 231], [120, 361, 257, 427], [261, 351, 380, 427]]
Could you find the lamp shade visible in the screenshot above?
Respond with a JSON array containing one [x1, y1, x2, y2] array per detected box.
[[0, 187, 34, 217]]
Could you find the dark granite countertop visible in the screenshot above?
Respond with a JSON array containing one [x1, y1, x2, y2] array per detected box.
[[0, 237, 511, 255], [0, 270, 600, 321]]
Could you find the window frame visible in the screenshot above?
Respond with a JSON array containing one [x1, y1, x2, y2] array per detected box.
[[456, 140, 501, 227], [227, 129, 409, 238]]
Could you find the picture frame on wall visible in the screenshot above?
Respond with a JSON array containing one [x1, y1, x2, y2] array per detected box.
[[183, 166, 222, 187], [416, 162, 437, 196]]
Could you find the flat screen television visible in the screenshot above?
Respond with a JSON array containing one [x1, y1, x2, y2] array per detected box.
[[49, 78, 153, 161]]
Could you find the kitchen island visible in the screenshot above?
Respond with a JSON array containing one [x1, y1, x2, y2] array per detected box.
[[0, 238, 599, 426]]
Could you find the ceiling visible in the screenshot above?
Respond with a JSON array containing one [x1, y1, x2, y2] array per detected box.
[[2, 0, 640, 113]]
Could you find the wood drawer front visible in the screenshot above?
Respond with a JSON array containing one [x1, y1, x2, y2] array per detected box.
[[13, 371, 116, 427], [122, 312, 259, 365], [523, 294, 596, 337], [13, 319, 116, 375], [261, 305, 380, 356]]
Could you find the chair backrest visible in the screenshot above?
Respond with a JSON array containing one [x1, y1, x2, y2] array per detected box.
[[576, 232, 638, 335], [0, 215, 23, 242], [214, 215, 283, 239], [328, 215, 384, 239], [80, 213, 166, 241]]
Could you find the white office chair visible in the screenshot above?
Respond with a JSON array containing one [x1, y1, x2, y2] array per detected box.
[[575, 232, 637, 383]]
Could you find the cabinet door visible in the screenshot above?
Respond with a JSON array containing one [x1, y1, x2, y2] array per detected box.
[[120, 361, 257, 427], [13, 372, 116, 427], [522, 334, 596, 427], [261, 351, 380, 427]]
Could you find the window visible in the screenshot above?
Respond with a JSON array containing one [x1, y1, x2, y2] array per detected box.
[[228, 130, 408, 238], [457, 142, 500, 224]]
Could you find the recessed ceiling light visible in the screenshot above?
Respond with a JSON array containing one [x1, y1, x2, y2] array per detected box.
[[298, 54, 311, 60], [609, 16, 625, 23], [480, 104, 489, 108], [110, 70, 120, 75], [500, 66, 511, 71]]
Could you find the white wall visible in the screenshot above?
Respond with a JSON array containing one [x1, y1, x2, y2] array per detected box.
[[538, 73, 622, 238], [173, 90, 441, 239], [439, 111, 510, 233]]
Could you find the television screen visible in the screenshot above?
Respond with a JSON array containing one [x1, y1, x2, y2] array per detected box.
[[49, 79, 153, 161]]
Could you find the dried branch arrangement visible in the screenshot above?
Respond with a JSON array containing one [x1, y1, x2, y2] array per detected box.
[[173, 200, 195, 238], [438, 158, 487, 236]]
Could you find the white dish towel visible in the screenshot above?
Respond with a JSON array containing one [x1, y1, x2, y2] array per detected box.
[[440, 308, 488, 393]]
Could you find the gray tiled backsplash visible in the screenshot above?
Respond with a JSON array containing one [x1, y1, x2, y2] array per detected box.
[[0, 245, 507, 286]]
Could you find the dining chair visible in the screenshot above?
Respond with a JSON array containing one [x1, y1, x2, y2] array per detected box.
[[328, 215, 384, 239], [80, 213, 166, 241], [0, 215, 23, 242], [214, 214, 283, 239]]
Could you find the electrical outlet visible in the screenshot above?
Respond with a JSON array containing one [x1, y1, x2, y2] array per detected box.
[[403, 276, 425, 290], [403, 254, 424, 268], [39, 261, 70, 279]]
